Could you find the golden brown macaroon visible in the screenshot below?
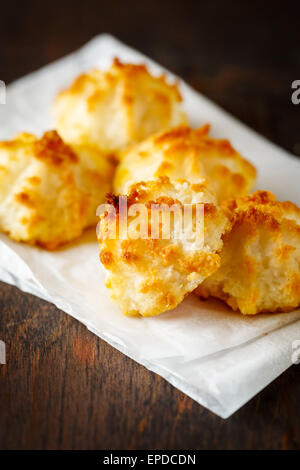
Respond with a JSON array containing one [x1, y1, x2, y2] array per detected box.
[[53, 58, 187, 153], [98, 177, 231, 316], [0, 131, 114, 249], [195, 191, 300, 314], [114, 125, 256, 202]]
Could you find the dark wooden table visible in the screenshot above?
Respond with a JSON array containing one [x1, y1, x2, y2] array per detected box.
[[0, 0, 299, 450]]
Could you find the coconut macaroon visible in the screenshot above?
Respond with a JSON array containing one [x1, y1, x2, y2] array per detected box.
[[195, 191, 300, 315], [0, 131, 114, 249], [98, 177, 231, 316], [53, 58, 186, 153], [114, 125, 256, 202]]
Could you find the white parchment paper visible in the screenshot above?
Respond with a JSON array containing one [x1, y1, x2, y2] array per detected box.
[[0, 34, 299, 418]]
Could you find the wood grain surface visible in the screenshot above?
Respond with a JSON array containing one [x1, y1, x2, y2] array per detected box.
[[0, 0, 299, 449]]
